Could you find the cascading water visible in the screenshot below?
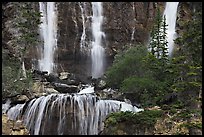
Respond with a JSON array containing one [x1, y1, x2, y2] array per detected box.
[[131, 2, 136, 42], [163, 2, 179, 56], [79, 2, 87, 53], [3, 92, 143, 135], [38, 2, 58, 74], [91, 2, 105, 78]]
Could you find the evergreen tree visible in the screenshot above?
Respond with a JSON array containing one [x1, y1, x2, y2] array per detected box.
[[172, 9, 202, 110], [149, 8, 168, 59], [147, 8, 169, 82]]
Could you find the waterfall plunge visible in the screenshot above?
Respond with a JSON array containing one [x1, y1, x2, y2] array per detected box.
[[38, 2, 58, 74], [91, 2, 105, 78], [4, 93, 143, 135], [163, 2, 179, 56]]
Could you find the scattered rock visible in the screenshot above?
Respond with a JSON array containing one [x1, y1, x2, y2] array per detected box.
[[59, 72, 70, 80], [2, 114, 29, 135]]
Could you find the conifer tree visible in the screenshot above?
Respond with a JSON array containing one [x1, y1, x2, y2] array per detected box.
[[149, 8, 168, 60], [172, 10, 202, 110]]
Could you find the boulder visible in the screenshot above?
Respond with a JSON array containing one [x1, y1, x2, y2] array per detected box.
[[59, 72, 70, 80], [52, 82, 79, 93], [45, 73, 60, 83], [16, 95, 29, 102], [44, 88, 59, 94]]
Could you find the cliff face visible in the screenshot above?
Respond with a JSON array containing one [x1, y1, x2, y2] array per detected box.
[[55, 2, 165, 77], [3, 2, 165, 77]]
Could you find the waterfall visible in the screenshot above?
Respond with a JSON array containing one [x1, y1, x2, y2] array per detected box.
[[38, 2, 58, 74], [79, 2, 87, 53], [7, 103, 25, 121], [4, 93, 143, 135], [131, 2, 136, 41], [2, 99, 11, 114], [163, 2, 179, 56], [91, 2, 105, 78]]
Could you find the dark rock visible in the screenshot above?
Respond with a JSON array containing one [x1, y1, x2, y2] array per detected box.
[[157, 92, 178, 105], [32, 69, 48, 82], [52, 82, 79, 93], [33, 69, 48, 76], [45, 73, 60, 83]]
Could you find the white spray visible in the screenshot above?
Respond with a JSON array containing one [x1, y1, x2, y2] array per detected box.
[[163, 2, 179, 56], [91, 2, 105, 78], [38, 2, 58, 73]]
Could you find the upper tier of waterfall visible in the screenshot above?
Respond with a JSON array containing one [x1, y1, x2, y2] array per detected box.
[[163, 2, 179, 56], [38, 2, 58, 74]]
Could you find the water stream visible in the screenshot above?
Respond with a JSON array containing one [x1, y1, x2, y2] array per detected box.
[[38, 2, 58, 74], [3, 92, 143, 135], [91, 2, 105, 78], [163, 2, 179, 56]]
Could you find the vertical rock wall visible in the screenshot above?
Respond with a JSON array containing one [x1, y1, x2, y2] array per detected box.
[[55, 2, 165, 78]]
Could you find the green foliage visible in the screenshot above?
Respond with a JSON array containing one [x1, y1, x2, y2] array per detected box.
[[105, 45, 149, 88], [105, 110, 163, 128], [2, 53, 33, 99], [121, 77, 156, 93], [171, 9, 202, 109], [9, 2, 41, 57], [149, 8, 168, 59], [105, 9, 172, 107], [2, 3, 41, 98], [179, 122, 202, 130]]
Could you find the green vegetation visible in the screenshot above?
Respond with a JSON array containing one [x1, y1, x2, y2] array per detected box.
[[105, 8, 171, 106], [179, 122, 202, 130], [2, 2, 41, 99], [104, 7, 202, 133], [105, 110, 163, 128], [105, 6, 202, 110]]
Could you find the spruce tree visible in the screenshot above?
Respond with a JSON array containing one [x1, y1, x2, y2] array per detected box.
[[172, 10, 202, 110], [149, 8, 168, 60]]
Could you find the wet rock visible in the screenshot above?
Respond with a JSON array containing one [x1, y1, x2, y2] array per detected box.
[[52, 82, 79, 93]]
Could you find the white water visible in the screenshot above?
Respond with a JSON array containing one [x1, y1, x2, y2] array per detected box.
[[7, 103, 25, 120], [2, 99, 11, 114], [131, 2, 136, 41], [91, 2, 105, 78], [77, 86, 94, 94], [163, 2, 179, 56], [38, 2, 58, 74], [4, 91, 143, 135], [79, 2, 88, 53]]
